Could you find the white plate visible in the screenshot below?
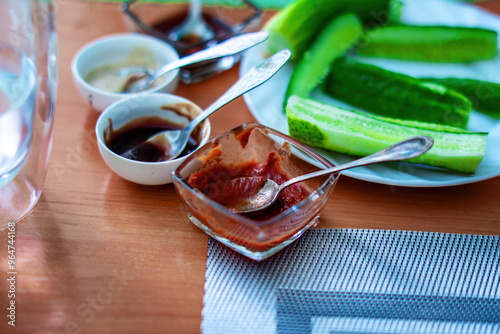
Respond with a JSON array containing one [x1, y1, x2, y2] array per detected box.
[[241, 0, 500, 187]]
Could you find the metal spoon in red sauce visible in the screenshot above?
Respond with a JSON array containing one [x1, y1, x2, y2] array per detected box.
[[228, 136, 434, 214], [187, 151, 312, 221]]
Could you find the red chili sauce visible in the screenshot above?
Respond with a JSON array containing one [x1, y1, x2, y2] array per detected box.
[[187, 152, 311, 221]]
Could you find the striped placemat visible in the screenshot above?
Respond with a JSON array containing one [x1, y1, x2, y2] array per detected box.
[[203, 229, 500, 333]]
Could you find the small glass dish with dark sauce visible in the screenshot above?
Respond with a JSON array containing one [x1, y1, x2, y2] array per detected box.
[[173, 122, 338, 261], [121, 0, 262, 84], [95, 93, 211, 185]]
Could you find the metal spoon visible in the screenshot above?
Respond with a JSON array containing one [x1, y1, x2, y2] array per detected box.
[[121, 31, 268, 93], [224, 136, 434, 214], [121, 49, 292, 162], [168, 0, 214, 43]]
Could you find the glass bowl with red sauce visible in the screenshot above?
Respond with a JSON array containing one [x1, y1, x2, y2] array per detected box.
[[173, 122, 338, 261]]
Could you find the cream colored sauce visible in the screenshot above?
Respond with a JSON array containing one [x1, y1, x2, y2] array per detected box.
[[85, 47, 158, 93]]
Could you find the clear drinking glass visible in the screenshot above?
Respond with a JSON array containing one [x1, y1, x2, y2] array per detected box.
[[0, 44, 37, 187], [0, 0, 58, 228]]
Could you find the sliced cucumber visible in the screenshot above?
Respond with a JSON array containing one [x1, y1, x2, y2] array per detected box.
[[421, 77, 500, 118], [285, 12, 362, 103], [264, 0, 390, 60], [323, 58, 472, 128], [371, 115, 472, 134], [286, 95, 487, 174], [357, 25, 498, 63]]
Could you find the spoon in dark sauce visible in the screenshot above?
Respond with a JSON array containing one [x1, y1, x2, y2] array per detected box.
[[121, 49, 292, 162], [168, 0, 214, 43], [105, 115, 199, 162]]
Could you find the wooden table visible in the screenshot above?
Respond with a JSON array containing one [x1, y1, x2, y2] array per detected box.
[[1, 1, 500, 333]]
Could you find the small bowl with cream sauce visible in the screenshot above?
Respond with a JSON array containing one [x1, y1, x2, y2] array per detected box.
[[72, 33, 180, 112]]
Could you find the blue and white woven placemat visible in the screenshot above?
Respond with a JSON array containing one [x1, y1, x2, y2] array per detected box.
[[203, 229, 500, 333]]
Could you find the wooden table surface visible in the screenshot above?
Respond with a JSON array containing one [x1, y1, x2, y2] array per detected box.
[[1, 1, 500, 333]]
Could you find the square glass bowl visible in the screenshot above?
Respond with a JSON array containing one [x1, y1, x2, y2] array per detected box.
[[173, 123, 338, 261]]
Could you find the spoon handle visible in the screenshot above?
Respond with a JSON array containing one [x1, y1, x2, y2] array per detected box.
[[150, 31, 269, 83], [185, 49, 291, 133], [278, 136, 434, 191], [187, 0, 203, 22]]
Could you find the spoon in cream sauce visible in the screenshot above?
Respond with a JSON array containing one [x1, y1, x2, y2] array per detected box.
[[121, 31, 269, 93], [85, 31, 268, 94]]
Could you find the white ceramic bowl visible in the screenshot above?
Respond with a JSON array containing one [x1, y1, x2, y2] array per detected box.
[[95, 93, 211, 185], [72, 33, 180, 112]]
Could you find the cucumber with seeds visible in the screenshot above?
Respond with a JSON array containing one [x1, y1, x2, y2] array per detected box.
[[357, 25, 498, 63], [286, 95, 487, 174], [323, 58, 472, 128], [421, 78, 500, 118], [264, 0, 390, 60], [285, 12, 362, 102]]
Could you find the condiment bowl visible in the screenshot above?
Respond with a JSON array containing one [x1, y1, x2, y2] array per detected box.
[[173, 122, 338, 261], [96, 93, 210, 185], [72, 33, 180, 112]]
